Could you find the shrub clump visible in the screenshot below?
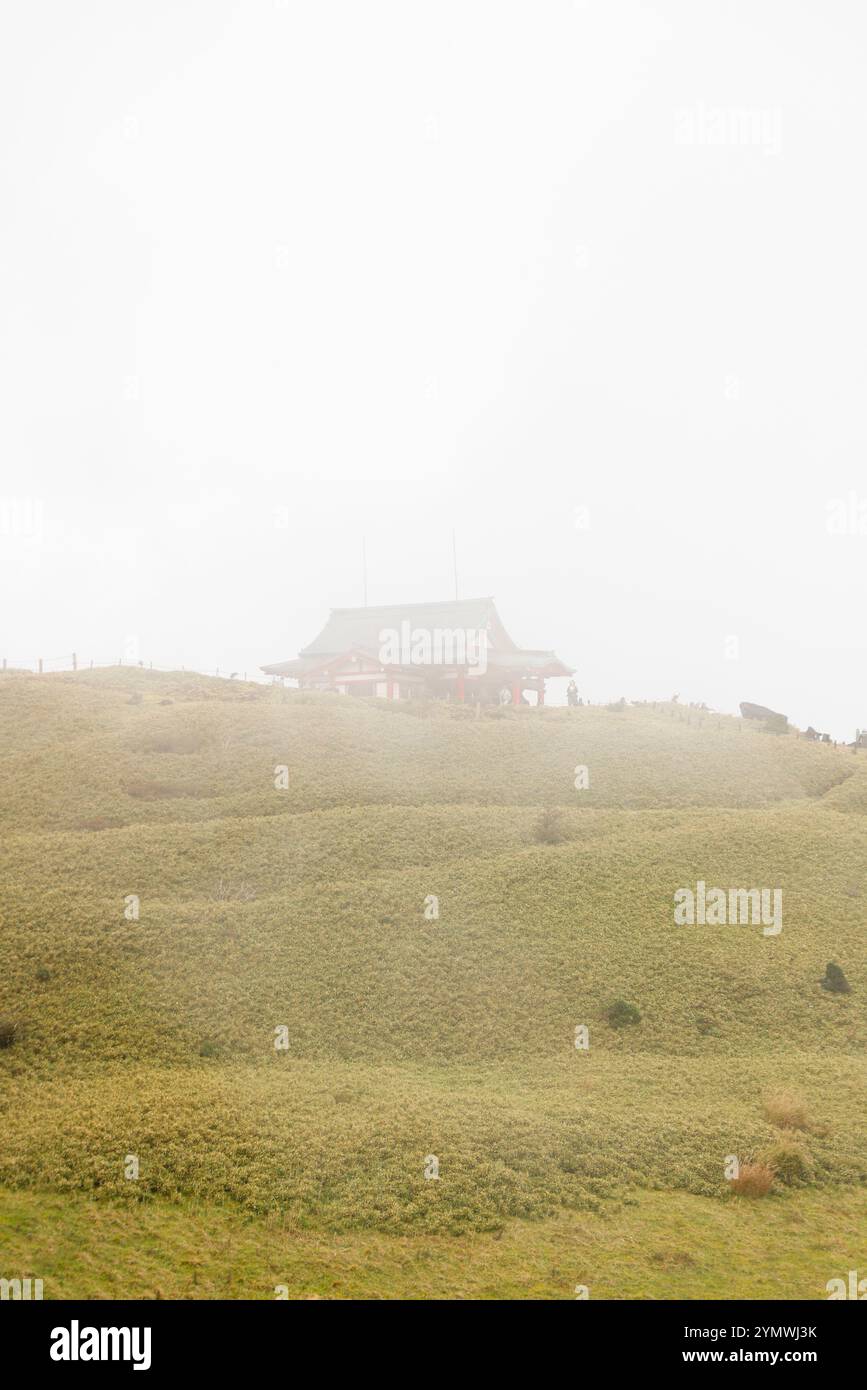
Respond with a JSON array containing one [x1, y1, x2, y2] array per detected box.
[[763, 1091, 810, 1131], [820, 962, 851, 994], [606, 999, 641, 1029], [142, 730, 208, 755], [214, 877, 256, 902], [763, 714, 788, 735], [730, 1162, 775, 1198], [0, 1018, 17, 1049], [126, 781, 211, 800], [534, 808, 568, 844], [760, 1140, 814, 1186]]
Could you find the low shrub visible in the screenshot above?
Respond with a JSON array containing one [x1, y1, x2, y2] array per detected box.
[[534, 808, 568, 844], [763, 714, 788, 735], [820, 962, 851, 994], [141, 731, 208, 755], [377, 699, 435, 718], [730, 1162, 775, 1198], [0, 1019, 17, 1048], [126, 781, 211, 800], [606, 999, 641, 1028], [760, 1140, 814, 1185], [763, 1092, 811, 1131], [214, 877, 256, 902]]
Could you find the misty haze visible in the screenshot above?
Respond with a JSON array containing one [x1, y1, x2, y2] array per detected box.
[[1, 0, 865, 1338]]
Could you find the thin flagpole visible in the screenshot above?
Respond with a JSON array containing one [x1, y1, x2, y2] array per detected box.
[[452, 529, 458, 600]]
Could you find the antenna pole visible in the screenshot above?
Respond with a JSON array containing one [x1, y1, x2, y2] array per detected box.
[[362, 535, 368, 607], [452, 529, 458, 600]]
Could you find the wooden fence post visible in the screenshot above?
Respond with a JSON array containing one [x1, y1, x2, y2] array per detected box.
[[38, 657, 43, 674], [72, 652, 77, 671]]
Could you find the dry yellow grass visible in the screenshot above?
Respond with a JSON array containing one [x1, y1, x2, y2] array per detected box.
[[0, 668, 864, 1291], [730, 1164, 776, 1198], [763, 1092, 811, 1131]]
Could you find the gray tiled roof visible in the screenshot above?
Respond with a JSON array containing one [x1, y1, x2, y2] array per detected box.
[[261, 598, 573, 676], [300, 598, 514, 655]]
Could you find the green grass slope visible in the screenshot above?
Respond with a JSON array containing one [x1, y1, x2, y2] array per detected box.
[[0, 669, 864, 1294], [3, 1185, 865, 1300]]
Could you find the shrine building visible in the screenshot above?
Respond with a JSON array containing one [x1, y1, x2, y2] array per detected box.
[[261, 597, 572, 705]]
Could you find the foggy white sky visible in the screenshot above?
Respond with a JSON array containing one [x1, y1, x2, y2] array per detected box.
[[1, 1, 864, 736]]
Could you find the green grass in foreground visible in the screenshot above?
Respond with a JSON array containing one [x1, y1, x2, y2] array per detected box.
[[1, 1184, 863, 1300], [0, 669, 864, 1295]]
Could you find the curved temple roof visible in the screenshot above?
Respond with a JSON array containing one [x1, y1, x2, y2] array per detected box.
[[261, 597, 573, 678]]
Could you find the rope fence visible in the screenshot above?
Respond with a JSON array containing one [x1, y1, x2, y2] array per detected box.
[[0, 654, 268, 682]]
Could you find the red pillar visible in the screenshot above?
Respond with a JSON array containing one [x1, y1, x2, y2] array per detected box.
[[386, 679, 394, 700], [511, 679, 521, 706], [456, 674, 465, 703]]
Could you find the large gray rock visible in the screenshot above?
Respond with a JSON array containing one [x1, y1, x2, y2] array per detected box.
[[739, 701, 788, 727]]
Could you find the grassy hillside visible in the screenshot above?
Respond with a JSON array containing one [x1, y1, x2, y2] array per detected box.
[[0, 668, 864, 1295], [4, 1185, 866, 1300]]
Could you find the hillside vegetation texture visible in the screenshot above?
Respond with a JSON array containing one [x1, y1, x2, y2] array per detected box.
[[0, 669, 864, 1298]]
